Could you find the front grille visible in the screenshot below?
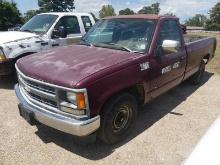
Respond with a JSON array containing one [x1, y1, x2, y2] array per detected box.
[[17, 70, 58, 109], [28, 92, 57, 108], [25, 79, 55, 94]]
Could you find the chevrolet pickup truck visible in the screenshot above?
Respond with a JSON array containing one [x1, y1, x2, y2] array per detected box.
[[15, 15, 217, 144], [0, 12, 95, 76]]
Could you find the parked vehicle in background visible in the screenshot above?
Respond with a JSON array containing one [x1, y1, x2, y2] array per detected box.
[[0, 12, 95, 76], [15, 15, 216, 144], [8, 24, 22, 31]]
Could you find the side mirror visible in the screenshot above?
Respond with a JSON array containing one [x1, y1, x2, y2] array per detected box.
[[162, 40, 180, 54], [52, 26, 67, 38], [85, 23, 92, 32]]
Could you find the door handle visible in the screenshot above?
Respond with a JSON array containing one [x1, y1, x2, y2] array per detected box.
[[52, 43, 59, 47], [41, 42, 49, 46]]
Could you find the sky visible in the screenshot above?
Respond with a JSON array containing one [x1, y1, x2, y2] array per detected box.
[[12, 0, 219, 22]]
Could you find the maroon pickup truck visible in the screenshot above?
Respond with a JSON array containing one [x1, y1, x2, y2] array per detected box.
[[15, 15, 217, 144]]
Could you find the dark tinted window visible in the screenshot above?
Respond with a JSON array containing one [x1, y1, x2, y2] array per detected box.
[[55, 16, 81, 37], [160, 20, 182, 42], [157, 20, 182, 55], [81, 16, 92, 32]]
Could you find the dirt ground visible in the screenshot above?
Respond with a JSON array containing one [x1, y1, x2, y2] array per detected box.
[[0, 70, 220, 165]]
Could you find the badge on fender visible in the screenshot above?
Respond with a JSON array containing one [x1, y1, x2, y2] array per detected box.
[[140, 62, 150, 71]]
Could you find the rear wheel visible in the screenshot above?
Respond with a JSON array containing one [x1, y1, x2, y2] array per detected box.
[[98, 93, 137, 144], [189, 60, 205, 85]]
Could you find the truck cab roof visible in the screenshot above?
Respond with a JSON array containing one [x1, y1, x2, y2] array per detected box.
[[38, 12, 93, 17], [104, 14, 178, 20]]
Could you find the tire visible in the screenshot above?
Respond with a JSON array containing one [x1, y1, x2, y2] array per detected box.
[[189, 60, 205, 85], [98, 93, 138, 144]]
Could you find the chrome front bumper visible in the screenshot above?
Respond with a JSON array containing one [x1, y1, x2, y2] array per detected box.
[[15, 84, 100, 137]]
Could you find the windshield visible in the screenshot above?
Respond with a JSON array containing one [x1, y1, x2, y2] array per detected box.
[[81, 19, 156, 53], [20, 14, 58, 35]]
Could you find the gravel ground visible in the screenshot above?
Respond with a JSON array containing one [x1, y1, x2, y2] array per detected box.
[[0, 71, 220, 165]]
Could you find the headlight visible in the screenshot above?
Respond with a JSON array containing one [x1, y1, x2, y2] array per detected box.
[[66, 92, 77, 104], [0, 49, 6, 62], [60, 91, 87, 116], [67, 92, 86, 110]]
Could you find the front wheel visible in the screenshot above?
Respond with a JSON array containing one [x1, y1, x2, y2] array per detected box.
[[189, 60, 205, 85], [98, 93, 137, 144]]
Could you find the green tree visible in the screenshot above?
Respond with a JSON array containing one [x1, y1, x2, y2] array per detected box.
[[185, 14, 207, 27], [138, 2, 160, 14], [206, 2, 220, 31], [163, 13, 176, 17], [0, 0, 23, 30], [24, 10, 41, 22], [38, 0, 75, 12], [99, 5, 116, 18], [119, 8, 135, 15]]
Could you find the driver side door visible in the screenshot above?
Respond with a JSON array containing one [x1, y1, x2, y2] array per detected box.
[[51, 16, 83, 47], [149, 20, 187, 99]]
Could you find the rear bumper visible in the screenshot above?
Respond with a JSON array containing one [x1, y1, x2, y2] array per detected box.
[[15, 84, 100, 137], [0, 59, 14, 76]]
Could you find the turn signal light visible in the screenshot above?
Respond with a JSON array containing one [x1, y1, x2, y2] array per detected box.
[[76, 93, 86, 110]]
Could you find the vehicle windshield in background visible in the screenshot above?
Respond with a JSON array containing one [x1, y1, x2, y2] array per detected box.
[[81, 19, 156, 53], [20, 14, 58, 35]]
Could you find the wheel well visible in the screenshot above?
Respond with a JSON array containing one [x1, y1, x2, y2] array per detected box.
[[203, 54, 210, 64], [125, 84, 145, 105], [100, 84, 145, 115], [15, 52, 36, 62]]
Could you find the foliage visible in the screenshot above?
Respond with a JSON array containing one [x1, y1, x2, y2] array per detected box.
[[205, 2, 220, 31], [38, 0, 75, 12], [206, 22, 220, 31], [0, 0, 23, 30], [185, 14, 207, 27], [24, 10, 41, 22], [163, 13, 176, 17], [99, 5, 116, 18], [119, 8, 135, 15], [138, 2, 160, 14], [209, 2, 220, 23]]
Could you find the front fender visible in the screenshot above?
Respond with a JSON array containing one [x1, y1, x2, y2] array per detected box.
[[86, 63, 150, 116], [2, 37, 44, 59]]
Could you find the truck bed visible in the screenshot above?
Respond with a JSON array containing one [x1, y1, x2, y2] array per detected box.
[[184, 34, 209, 44], [183, 34, 217, 80]]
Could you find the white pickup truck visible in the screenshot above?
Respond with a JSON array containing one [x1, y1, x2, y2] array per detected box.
[[0, 12, 95, 76]]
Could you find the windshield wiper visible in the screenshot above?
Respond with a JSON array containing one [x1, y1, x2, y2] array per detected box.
[[79, 38, 94, 47], [108, 43, 144, 54], [119, 46, 135, 53], [21, 29, 34, 33]]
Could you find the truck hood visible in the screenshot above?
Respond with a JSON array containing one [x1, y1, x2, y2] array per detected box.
[[0, 31, 38, 44], [17, 44, 139, 88]]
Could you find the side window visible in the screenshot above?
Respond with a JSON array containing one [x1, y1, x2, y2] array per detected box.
[[157, 20, 182, 56], [55, 16, 81, 38], [81, 16, 92, 32]]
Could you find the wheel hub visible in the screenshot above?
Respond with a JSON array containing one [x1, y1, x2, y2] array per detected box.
[[112, 104, 131, 133]]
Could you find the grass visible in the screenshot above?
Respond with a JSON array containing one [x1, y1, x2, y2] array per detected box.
[[188, 32, 220, 74]]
